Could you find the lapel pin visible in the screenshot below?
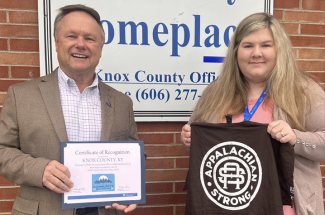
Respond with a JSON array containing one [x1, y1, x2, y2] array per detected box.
[[106, 102, 112, 107]]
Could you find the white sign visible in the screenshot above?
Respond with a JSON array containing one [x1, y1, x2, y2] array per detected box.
[[38, 0, 273, 121]]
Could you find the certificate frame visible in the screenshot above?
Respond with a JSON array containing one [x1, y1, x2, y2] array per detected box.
[[60, 141, 146, 209]]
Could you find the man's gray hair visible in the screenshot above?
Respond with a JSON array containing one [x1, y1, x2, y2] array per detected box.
[[53, 4, 105, 44]]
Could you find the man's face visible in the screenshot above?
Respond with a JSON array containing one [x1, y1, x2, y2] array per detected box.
[[55, 11, 103, 77]]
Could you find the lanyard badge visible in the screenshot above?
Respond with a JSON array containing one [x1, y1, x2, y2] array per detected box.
[[243, 88, 269, 121]]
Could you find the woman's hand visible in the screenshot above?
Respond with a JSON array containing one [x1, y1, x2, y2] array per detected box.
[[181, 124, 191, 148], [105, 203, 136, 213], [267, 120, 297, 146]]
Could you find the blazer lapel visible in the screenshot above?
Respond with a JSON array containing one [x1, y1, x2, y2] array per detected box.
[[99, 81, 114, 141], [39, 69, 69, 142]]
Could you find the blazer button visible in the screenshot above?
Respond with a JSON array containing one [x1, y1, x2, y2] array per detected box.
[[312, 145, 316, 149], [305, 143, 309, 147], [302, 141, 305, 145]]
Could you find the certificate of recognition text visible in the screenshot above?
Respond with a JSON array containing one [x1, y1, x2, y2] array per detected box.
[[61, 141, 145, 209]]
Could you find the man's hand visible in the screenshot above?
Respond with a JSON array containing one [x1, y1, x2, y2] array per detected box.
[[105, 203, 137, 213], [42, 160, 74, 193]]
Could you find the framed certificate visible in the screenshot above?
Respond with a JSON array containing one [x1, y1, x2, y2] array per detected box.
[[60, 141, 146, 209]]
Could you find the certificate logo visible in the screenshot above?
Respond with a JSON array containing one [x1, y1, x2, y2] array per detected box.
[[92, 174, 115, 192], [200, 141, 262, 210]]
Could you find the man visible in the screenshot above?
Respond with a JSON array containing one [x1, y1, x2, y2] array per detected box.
[[0, 4, 137, 215]]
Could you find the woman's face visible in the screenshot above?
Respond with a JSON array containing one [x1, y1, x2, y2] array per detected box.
[[237, 28, 276, 86]]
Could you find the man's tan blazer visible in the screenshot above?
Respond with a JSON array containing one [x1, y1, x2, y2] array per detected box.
[[0, 69, 138, 215]]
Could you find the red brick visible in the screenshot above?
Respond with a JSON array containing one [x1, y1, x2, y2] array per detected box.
[[145, 158, 174, 169], [297, 60, 325, 71], [11, 66, 40, 78], [301, 24, 325, 36], [9, 11, 38, 24], [0, 0, 38, 10], [321, 165, 325, 175], [175, 133, 182, 144], [0, 80, 25, 92], [176, 206, 186, 215], [0, 53, 39, 65], [0, 11, 6, 23], [0, 187, 19, 199], [0, 176, 14, 186], [146, 193, 187, 205], [10, 39, 39, 51], [273, 10, 283, 20], [138, 133, 174, 144], [146, 182, 173, 193], [146, 169, 188, 181], [175, 182, 186, 193], [285, 11, 325, 23], [0, 201, 14, 212], [176, 158, 189, 168], [0, 94, 6, 105], [281, 23, 299, 34], [0, 66, 9, 78], [309, 72, 325, 83], [0, 38, 7, 50], [137, 122, 185, 132], [299, 49, 325, 59], [302, 0, 325, 11], [274, 1, 299, 9], [290, 36, 325, 48], [144, 146, 189, 157], [0, 24, 38, 37], [125, 206, 173, 215]]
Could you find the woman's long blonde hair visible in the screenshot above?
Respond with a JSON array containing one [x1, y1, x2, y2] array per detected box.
[[193, 12, 313, 130]]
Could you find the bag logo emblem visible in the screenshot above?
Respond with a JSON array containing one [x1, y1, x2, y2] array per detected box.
[[200, 141, 262, 210]]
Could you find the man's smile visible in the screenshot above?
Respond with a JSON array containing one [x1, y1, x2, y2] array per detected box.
[[72, 53, 88, 58]]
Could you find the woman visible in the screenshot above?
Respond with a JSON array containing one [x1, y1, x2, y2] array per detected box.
[[181, 13, 324, 215]]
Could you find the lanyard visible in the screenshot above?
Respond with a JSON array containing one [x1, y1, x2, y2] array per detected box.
[[243, 87, 269, 121]]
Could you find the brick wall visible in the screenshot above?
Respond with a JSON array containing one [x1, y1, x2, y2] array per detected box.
[[0, 0, 324, 214]]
